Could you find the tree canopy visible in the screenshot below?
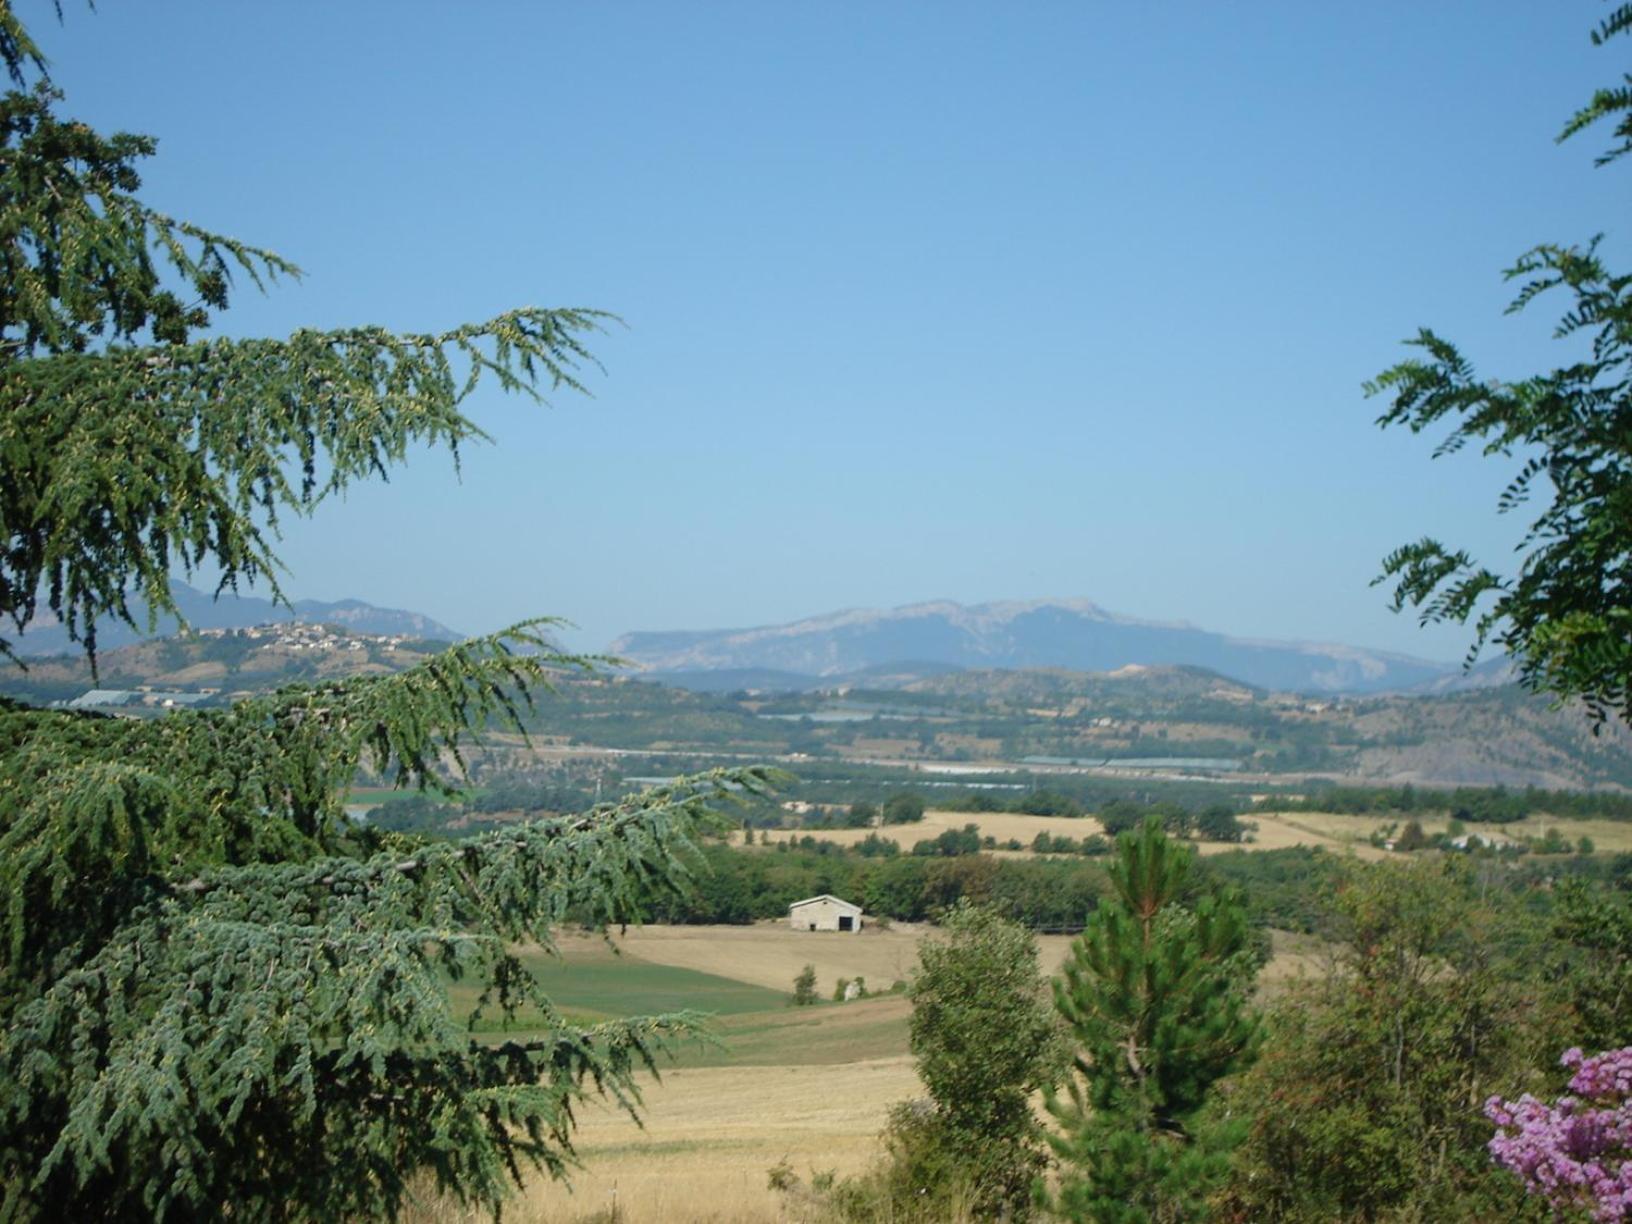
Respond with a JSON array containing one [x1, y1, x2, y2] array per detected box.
[[1370, 8, 1632, 724], [907, 901, 1060, 1218], [0, 9, 761, 1219]]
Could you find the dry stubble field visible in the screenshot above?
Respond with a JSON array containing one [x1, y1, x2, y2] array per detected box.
[[756, 806, 1398, 860], [408, 914, 1329, 1224], [764, 804, 1628, 860]]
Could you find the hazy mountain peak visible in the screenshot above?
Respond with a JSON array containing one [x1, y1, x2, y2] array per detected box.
[[610, 596, 1453, 695]]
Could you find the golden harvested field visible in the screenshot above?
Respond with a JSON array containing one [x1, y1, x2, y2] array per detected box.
[[752, 808, 1108, 850], [415, 924, 1327, 1222], [594, 923, 1083, 999], [1200, 812, 1387, 860], [756, 807, 1411, 861], [603, 923, 925, 996], [1249, 810, 1632, 855], [414, 1052, 922, 1224], [1257, 928, 1333, 991], [1483, 816, 1632, 850]]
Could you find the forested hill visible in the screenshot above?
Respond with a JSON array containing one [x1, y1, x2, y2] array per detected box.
[[893, 666, 1632, 790]]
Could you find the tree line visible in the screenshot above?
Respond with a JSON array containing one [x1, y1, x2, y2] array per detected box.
[[1260, 782, 1632, 824]]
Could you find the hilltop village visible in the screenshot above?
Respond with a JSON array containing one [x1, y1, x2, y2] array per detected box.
[[41, 623, 436, 714]]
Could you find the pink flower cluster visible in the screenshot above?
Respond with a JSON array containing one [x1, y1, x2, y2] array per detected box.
[[1486, 1047, 1632, 1222]]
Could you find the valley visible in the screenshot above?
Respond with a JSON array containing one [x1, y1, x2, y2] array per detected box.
[[13, 624, 1631, 794]]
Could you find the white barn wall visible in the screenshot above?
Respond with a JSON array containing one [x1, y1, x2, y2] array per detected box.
[[788, 895, 863, 933]]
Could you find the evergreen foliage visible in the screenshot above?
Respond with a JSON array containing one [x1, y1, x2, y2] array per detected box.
[[0, 10, 768, 1219], [1041, 817, 1258, 1223], [0, 33, 605, 664], [1370, 9, 1632, 724]]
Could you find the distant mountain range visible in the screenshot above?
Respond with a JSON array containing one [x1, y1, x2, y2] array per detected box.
[[11, 582, 463, 656], [610, 598, 1476, 695], [16, 588, 1502, 697]]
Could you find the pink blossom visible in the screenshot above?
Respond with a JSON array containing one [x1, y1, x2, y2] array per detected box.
[[1487, 1047, 1632, 1222]]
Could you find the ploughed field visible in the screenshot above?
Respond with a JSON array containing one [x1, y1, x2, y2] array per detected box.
[[417, 920, 1321, 1223]]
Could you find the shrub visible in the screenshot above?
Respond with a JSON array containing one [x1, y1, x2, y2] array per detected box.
[[1011, 789, 1083, 817], [883, 792, 927, 825], [792, 964, 819, 1006], [1194, 802, 1245, 843]]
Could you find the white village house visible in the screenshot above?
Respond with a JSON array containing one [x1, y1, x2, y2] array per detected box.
[[788, 894, 864, 933]]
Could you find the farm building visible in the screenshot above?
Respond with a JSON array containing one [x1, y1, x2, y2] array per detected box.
[[788, 894, 863, 933]]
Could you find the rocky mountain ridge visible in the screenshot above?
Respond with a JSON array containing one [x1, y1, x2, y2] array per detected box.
[[612, 597, 1456, 695]]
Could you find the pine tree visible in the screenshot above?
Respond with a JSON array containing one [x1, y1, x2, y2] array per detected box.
[[0, 10, 771, 1219], [1041, 817, 1259, 1223]]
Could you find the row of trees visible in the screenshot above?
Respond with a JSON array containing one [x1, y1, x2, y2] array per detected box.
[[926, 788, 1250, 842], [1262, 783, 1632, 825], [646, 841, 1115, 928]]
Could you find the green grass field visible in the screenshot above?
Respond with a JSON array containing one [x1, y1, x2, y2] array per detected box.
[[446, 936, 913, 1075], [448, 942, 791, 1034], [684, 994, 911, 1067]]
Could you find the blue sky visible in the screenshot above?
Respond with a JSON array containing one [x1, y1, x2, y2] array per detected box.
[[33, 1, 1627, 657]]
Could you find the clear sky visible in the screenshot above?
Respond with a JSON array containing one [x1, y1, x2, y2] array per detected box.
[[31, 1, 1628, 658]]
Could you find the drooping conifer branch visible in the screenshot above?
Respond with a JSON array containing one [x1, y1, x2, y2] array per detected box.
[[0, 10, 753, 1218], [0, 76, 612, 662], [2, 310, 611, 661]]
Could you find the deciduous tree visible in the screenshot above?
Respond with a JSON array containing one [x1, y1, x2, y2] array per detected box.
[[1219, 858, 1562, 1221], [905, 901, 1061, 1217], [1370, 7, 1632, 725]]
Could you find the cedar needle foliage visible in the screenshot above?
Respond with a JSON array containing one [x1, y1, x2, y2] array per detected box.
[[0, 7, 768, 1219], [0, 5, 609, 664]]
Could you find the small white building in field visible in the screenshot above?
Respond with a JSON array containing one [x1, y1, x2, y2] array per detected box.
[[788, 894, 863, 933]]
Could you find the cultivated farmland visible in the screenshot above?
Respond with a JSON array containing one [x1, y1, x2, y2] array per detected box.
[[766, 806, 1394, 860], [412, 920, 1323, 1223], [752, 808, 1109, 851]]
